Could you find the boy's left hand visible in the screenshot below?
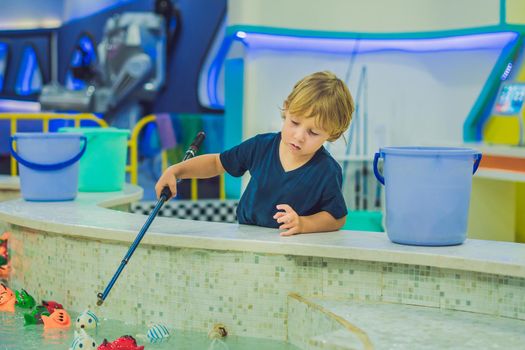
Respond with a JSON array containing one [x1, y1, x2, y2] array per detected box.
[[274, 204, 302, 236]]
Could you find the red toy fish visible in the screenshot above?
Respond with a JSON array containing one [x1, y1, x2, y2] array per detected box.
[[97, 335, 144, 350], [42, 300, 63, 314], [0, 231, 9, 268]]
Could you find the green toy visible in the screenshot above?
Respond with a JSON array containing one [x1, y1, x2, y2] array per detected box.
[[23, 305, 50, 325], [15, 289, 36, 309]]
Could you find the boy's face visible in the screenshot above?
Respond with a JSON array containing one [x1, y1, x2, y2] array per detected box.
[[281, 111, 330, 159]]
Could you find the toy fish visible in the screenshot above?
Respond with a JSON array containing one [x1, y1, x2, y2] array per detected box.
[[0, 264, 9, 278], [23, 305, 51, 325], [15, 288, 36, 309], [208, 323, 228, 339], [147, 323, 170, 343], [137, 323, 170, 343], [75, 309, 99, 330], [0, 232, 8, 267], [42, 308, 71, 329], [70, 329, 98, 350], [97, 335, 144, 350], [0, 283, 15, 312], [42, 300, 64, 314]]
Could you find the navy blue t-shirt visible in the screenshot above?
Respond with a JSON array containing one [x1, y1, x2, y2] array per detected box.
[[219, 132, 347, 228]]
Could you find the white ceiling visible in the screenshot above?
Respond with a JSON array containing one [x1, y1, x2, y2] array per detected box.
[[0, 0, 130, 30]]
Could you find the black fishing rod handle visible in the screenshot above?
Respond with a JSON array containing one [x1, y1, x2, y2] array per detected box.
[[160, 186, 172, 201]]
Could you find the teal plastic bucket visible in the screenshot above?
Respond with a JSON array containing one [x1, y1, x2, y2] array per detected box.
[[59, 127, 130, 192], [373, 147, 482, 246], [10, 133, 87, 201]]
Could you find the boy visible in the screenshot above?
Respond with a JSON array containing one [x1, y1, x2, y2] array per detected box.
[[155, 71, 354, 236]]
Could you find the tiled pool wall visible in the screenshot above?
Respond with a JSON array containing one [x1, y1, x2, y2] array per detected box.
[[287, 294, 372, 350], [4, 224, 525, 342]]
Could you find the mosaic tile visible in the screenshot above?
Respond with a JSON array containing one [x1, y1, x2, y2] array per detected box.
[[4, 222, 525, 345], [497, 275, 525, 320], [439, 269, 499, 315], [323, 258, 382, 302], [382, 263, 440, 307]]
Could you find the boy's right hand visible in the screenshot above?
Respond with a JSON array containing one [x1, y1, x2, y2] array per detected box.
[[155, 165, 178, 200]]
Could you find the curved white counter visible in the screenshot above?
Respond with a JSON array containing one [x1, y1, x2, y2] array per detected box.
[[0, 180, 524, 279]]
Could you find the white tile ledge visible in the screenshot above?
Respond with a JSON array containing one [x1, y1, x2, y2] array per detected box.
[[0, 181, 524, 278], [305, 297, 525, 350], [0, 175, 20, 190]]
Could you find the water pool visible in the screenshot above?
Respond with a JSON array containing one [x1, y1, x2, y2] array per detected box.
[[0, 309, 300, 350]]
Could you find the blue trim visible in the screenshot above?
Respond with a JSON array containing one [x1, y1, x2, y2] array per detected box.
[[206, 24, 525, 109], [224, 58, 244, 199], [207, 35, 234, 109], [463, 36, 522, 141], [227, 24, 525, 39], [207, 23, 525, 144], [500, 0, 506, 25]]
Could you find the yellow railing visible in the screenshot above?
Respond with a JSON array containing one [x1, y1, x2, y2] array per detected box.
[[130, 114, 225, 200], [2, 112, 225, 200], [0, 113, 108, 176]]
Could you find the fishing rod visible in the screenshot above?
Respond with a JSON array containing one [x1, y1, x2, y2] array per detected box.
[[97, 131, 206, 306], [362, 67, 368, 210]]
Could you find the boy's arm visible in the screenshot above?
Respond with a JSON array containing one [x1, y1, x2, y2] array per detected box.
[[299, 211, 346, 234], [172, 153, 225, 180], [274, 204, 346, 236], [155, 154, 225, 199]]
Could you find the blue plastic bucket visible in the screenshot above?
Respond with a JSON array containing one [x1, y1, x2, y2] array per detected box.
[[10, 133, 87, 201], [373, 147, 482, 246]]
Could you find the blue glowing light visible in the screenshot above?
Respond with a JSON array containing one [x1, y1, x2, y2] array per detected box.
[[0, 43, 7, 92], [235, 31, 517, 54], [501, 62, 513, 81], [206, 30, 519, 109], [15, 46, 42, 96], [66, 35, 97, 90]]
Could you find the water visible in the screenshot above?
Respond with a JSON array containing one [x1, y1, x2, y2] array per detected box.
[[0, 310, 300, 350]]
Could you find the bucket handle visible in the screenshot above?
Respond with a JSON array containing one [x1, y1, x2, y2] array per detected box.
[[373, 152, 384, 185], [473, 152, 482, 174], [9, 136, 87, 171], [374, 151, 483, 186]]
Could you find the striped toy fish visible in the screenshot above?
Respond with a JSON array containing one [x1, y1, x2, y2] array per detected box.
[[146, 324, 170, 343]]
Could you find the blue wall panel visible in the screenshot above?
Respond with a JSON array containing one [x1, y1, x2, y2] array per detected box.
[[0, 30, 51, 100], [57, 0, 226, 114]]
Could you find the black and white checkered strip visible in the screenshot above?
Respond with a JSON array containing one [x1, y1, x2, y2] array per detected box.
[[131, 200, 238, 223]]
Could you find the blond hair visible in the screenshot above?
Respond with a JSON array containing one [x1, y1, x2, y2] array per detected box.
[[283, 71, 354, 142]]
